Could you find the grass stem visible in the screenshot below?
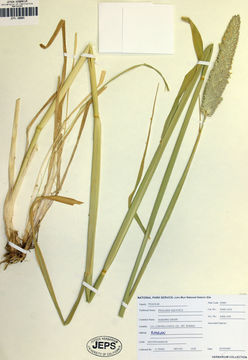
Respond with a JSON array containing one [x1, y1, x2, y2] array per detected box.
[[83, 45, 102, 301], [89, 52, 209, 302], [119, 45, 213, 316]]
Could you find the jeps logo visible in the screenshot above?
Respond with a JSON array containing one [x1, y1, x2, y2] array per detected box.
[[86, 336, 122, 357]]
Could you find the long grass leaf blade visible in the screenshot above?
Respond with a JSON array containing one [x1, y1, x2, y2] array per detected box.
[[119, 45, 213, 317], [41, 195, 83, 205], [3, 99, 21, 240], [34, 241, 65, 324], [25, 92, 57, 152], [126, 126, 203, 306], [84, 45, 102, 301], [89, 59, 206, 301], [29, 196, 82, 324], [9, 98, 20, 190], [128, 84, 159, 233], [40, 19, 67, 82], [162, 17, 204, 137], [60, 103, 90, 187], [181, 17, 203, 60], [160, 66, 197, 139], [12, 45, 90, 201]]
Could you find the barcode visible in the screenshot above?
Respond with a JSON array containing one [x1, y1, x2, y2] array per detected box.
[[0, 7, 38, 18]]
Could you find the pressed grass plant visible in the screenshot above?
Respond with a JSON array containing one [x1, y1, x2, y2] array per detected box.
[[118, 15, 241, 317], [1, 19, 167, 324], [83, 16, 241, 317], [86, 17, 214, 302], [1, 15, 239, 325]]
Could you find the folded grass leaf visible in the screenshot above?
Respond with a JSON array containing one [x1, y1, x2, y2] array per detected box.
[[182, 16, 203, 60]]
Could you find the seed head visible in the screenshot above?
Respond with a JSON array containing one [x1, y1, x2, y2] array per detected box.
[[201, 15, 240, 117]]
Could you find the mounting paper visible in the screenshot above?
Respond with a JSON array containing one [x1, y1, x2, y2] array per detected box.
[[98, 2, 174, 54]]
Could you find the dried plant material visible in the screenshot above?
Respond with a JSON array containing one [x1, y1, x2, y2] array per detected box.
[[40, 20, 67, 193], [40, 19, 67, 83], [60, 102, 91, 187], [201, 15, 240, 117], [161, 17, 204, 138], [1, 18, 106, 273], [63, 64, 168, 320], [88, 18, 213, 303], [3, 99, 21, 246], [125, 120, 204, 309], [128, 84, 160, 234], [119, 43, 213, 317], [78, 15, 240, 320], [66, 32, 78, 118], [2, 44, 91, 267], [25, 92, 57, 152], [4, 99, 21, 246], [1, 18, 169, 326], [98, 70, 107, 87], [83, 44, 102, 301], [181, 16, 203, 60], [118, 15, 240, 317], [29, 195, 83, 325], [8, 99, 20, 190]]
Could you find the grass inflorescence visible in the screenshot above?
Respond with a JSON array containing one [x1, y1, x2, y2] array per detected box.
[[1, 15, 240, 324]]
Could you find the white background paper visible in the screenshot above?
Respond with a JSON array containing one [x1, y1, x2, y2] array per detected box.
[[0, 1, 247, 359], [99, 3, 174, 53]]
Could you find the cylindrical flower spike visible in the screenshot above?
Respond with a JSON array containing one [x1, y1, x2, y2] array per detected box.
[[201, 15, 240, 117]]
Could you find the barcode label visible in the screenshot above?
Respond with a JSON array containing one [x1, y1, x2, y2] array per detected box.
[[0, 0, 39, 25], [0, 6, 38, 17]]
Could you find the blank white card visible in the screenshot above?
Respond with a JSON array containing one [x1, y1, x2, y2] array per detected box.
[[98, 2, 174, 54]]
